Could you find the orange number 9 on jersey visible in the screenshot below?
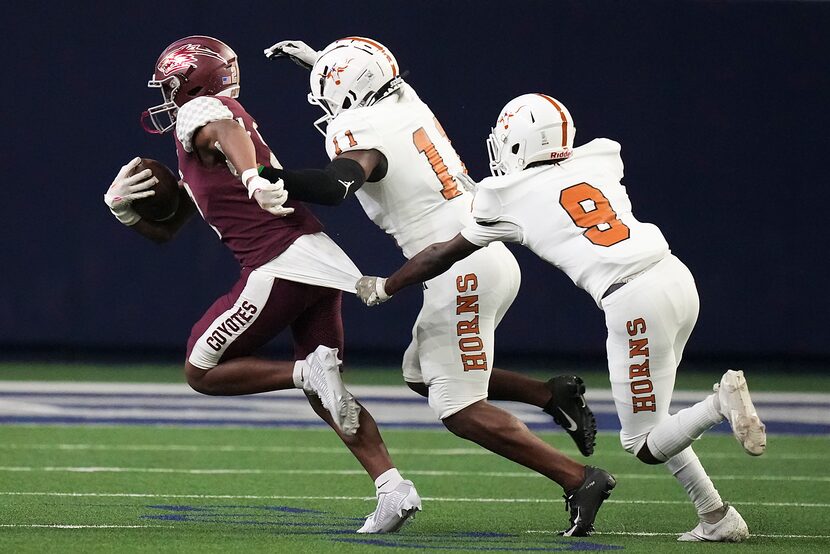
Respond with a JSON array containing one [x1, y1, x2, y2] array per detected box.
[[559, 182, 630, 247]]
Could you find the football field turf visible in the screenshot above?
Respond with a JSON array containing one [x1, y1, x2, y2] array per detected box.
[[1, 363, 828, 553]]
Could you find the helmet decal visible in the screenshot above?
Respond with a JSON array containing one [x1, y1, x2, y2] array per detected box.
[[498, 105, 527, 130], [320, 58, 354, 86], [158, 44, 229, 76]]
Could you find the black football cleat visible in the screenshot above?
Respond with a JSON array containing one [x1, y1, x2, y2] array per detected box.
[[560, 466, 616, 537], [543, 375, 597, 456]]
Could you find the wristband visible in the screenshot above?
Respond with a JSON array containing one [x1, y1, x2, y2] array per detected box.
[[110, 206, 141, 226], [241, 168, 260, 197], [376, 277, 390, 301]]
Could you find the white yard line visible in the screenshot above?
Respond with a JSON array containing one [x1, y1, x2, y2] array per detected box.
[[0, 465, 827, 483], [2, 491, 828, 509], [526, 529, 830, 539], [0, 522, 825, 539], [2, 442, 827, 460], [0, 524, 168, 529]]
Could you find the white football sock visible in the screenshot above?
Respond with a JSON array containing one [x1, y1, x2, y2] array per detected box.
[[375, 468, 404, 494], [646, 394, 723, 461], [666, 447, 723, 516], [292, 360, 306, 389]]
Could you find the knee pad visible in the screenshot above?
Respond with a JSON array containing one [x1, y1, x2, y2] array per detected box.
[[619, 430, 648, 456], [427, 378, 487, 421]]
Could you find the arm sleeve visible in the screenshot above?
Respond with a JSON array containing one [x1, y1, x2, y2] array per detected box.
[[259, 157, 366, 206], [460, 220, 524, 247]]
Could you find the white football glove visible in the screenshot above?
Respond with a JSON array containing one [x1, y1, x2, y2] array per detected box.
[[355, 276, 390, 307], [242, 169, 294, 218], [454, 172, 479, 194], [263, 40, 319, 70], [104, 157, 157, 226]]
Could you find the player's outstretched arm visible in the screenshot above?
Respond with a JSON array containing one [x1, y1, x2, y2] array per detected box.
[[263, 40, 319, 70], [259, 149, 386, 206], [356, 234, 482, 305]]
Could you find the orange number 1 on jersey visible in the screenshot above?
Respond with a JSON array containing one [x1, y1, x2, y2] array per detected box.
[[412, 124, 462, 200], [559, 182, 630, 247]]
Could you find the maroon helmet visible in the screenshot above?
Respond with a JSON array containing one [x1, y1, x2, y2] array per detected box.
[[141, 35, 240, 134]]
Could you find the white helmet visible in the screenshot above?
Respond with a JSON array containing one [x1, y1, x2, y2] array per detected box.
[[307, 36, 403, 134], [486, 93, 576, 175]]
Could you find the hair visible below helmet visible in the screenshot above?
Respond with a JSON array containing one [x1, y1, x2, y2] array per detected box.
[[141, 35, 241, 134], [307, 36, 402, 135], [486, 93, 576, 176]]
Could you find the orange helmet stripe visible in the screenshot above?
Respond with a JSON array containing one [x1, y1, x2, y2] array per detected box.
[[536, 93, 568, 147], [341, 36, 398, 76]]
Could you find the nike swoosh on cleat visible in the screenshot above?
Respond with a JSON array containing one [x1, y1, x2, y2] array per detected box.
[[557, 408, 579, 432]]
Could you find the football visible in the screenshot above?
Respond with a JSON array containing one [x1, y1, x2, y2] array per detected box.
[[132, 158, 180, 221]]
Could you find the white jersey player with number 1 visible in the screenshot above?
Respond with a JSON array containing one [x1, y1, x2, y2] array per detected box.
[[332, 85, 527, 403], [360, 93, 767, 541], [321, 47, 522, 418], [265, 37, 616, 537]]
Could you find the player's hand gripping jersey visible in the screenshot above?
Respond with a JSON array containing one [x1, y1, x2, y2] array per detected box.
[[175, 96, 323, 269], [462, 139, 670, 306], [323, 84, 474, 258]]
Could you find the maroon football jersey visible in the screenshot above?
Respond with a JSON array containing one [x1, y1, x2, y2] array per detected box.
[[174, 96, 323, 268]]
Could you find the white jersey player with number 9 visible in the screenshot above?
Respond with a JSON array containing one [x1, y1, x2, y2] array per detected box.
[[360, 93, 768, 541], [265, 38, 615, 537]]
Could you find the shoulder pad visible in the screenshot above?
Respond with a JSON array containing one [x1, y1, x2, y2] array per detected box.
[[573, 138, 624, 180], [176, 96, 234, 153], [471, 186, 503, 223], [325, 111, 385, 160]]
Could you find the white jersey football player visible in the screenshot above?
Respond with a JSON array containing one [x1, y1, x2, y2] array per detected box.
[[356, 93, 768, 542], [263, 39, 615, 536]]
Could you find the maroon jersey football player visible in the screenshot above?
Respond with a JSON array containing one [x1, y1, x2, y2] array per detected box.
[[103, 35, 421, 533]]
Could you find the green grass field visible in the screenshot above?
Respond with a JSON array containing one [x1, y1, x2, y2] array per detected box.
[[1, 427, 828, 553], [1, 362, 828, 553]]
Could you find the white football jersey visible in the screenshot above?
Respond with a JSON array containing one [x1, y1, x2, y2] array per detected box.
[[324, 84, 473, 258], [461, 138, 670, 306]]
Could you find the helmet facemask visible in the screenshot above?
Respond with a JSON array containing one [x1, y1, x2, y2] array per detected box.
[[142, 75, 181, 134]]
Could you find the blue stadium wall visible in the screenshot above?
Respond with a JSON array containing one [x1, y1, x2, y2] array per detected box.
[[2, 1, 828, 362]]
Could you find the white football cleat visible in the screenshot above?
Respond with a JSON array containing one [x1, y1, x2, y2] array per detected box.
[[357, 480, 421, 533], [714, 369, 766, 456], [678, 504, 749, 542], [303, 345, 360, 435]]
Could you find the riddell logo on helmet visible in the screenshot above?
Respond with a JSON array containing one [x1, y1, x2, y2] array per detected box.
[[159, 44, 228, 76], [320, 59, 353, 85], [550, 150, 571, 160]]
